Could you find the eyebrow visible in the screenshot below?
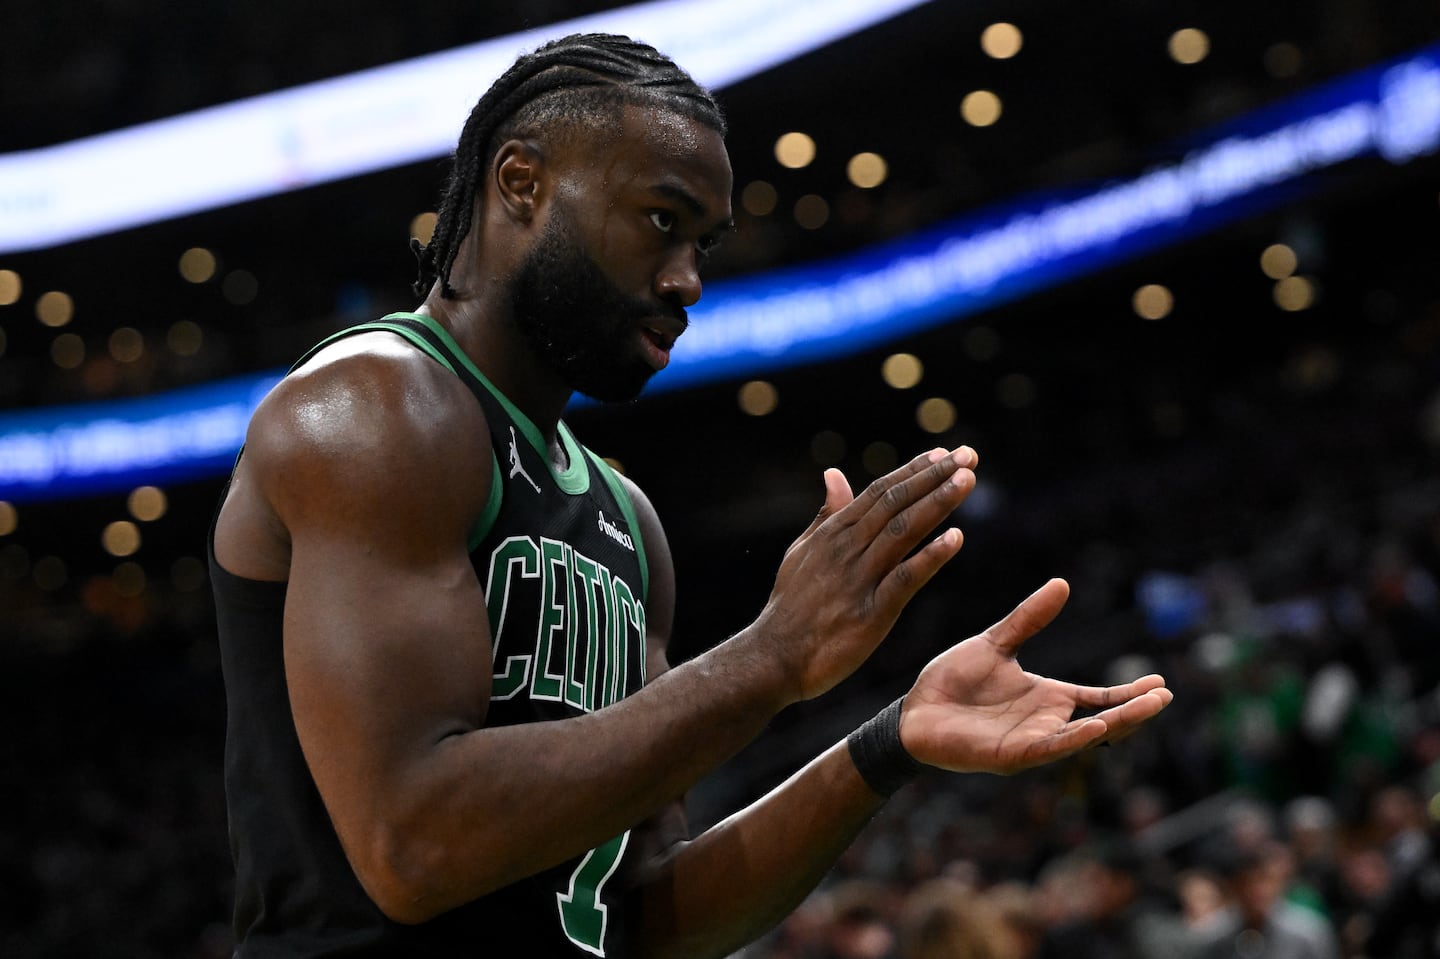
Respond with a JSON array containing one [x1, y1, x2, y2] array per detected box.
[[650, 182, 735, 234]]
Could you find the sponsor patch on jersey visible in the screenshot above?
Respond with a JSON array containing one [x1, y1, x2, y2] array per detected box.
[[596, 509, 634, 552]]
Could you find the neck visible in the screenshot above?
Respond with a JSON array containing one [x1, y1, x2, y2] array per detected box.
[[415, 284, 575, 467]]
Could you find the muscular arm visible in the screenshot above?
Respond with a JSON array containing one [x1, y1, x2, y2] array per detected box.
[[214, 340, 978, 925]]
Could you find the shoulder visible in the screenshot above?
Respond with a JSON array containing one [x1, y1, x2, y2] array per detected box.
[[613, 470, 662, 531], [246, 331, 493, 522]]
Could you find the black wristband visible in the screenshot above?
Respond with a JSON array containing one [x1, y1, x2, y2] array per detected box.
[[846, 696, 927, 797]]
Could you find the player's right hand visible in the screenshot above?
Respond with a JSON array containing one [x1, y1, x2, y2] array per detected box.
[[750, 447, 977, 703]]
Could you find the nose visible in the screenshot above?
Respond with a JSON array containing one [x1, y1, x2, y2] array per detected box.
[[654, 247, 702, 309]]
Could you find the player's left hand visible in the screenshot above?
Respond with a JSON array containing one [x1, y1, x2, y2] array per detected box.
[[900, 578, 1172, 775]]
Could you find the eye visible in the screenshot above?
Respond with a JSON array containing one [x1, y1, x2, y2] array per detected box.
[[649, 211, 675, 233]]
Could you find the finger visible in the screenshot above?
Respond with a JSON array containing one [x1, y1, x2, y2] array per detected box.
[[860, 462, 978, 574], [1087, 687, 1173, 738], [1024, 716, 1111, 762], [842, 447, 972, 534], [874, 526, 966, 615], [1065, 673, 1168, 711], [840, 449, 975, 574], [1015, 687, 1173, 768], [982, 578, 1070, 657], [793, 467, 857, 542]]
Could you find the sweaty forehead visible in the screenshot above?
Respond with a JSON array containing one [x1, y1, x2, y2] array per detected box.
[[625, 104, 723, 160], [574, 104, 732, 205]]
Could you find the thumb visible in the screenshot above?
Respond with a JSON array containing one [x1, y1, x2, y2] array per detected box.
[[795, 468, 855, 541], [823, 467, 854, 514], [983, 578, 1070, 657]]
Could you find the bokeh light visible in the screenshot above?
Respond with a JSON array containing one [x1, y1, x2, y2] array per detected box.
[[33, 556, 67, 591], [113, 561, 147, 597], [36, 291, 74, 327], [1260, 243, 1298, 279], [1169, 27, 1211, 64], [1274, 275, 1316, 311], [102, 521, 142, 557], [742, 180, 778, 216], [0, 269, 21, 305], [178, 247, 217, 283], [51, 333, 85, 369], [916, 397, 957, 434], [961, 90, 1003, 127], [167, 320, 204, 356], [128, 486, 168, 522], [882, 353, 924, 389], [846, 152, 888, 189], [981, 22, 1023, 59], [222, 270, 259, 305], [1133, 284, 1174, 320], [862, 441, 898, 476], [774, 131, 816, 169], [108, 327, 145, 363], [794, 194, 830, 230], [738, 380, 779, 415]]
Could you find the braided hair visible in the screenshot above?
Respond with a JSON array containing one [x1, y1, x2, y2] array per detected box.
[[412, 33, 726, 299]]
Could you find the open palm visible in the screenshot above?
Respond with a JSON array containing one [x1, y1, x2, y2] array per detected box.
[[901, 579, 1173, 775]]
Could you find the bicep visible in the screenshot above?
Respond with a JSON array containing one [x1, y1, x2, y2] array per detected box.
[[284, 529, 493, 790], [252, 355, 496, 850]]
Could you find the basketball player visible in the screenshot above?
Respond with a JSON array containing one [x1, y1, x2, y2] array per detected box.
[[209, 33, 1173, 957]]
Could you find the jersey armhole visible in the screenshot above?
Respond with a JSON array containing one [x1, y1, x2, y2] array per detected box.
[[585, 450, 650, 603], [290, 318, 505, 554], [468, 456, 504, 552]]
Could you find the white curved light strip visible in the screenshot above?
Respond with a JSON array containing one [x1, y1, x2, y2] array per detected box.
[[0, 0, 930, 254]]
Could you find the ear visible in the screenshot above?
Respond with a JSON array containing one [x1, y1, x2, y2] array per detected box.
[[491, 139, 545, 224]]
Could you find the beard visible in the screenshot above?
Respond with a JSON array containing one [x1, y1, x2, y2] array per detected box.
[[506, 210, 683, 403]]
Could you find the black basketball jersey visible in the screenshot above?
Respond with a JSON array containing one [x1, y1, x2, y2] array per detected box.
[[210, 312, 650, 957]]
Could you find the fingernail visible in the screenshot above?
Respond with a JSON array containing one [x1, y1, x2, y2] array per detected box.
[[953, 447, 975, 467], [927, 448, 947, 463]]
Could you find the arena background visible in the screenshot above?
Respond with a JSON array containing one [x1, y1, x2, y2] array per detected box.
[[3, 2, 1440, 956]]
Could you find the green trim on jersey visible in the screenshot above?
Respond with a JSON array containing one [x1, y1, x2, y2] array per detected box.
[[470, 456, 504, 551], [382, 312, 590, 495], [297, 313, 644, 575], [585, 450, 649, 603], [302, 318, 504, 550]]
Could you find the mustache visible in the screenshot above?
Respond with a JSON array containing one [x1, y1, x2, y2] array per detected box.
[[640, 300, 688, 331]]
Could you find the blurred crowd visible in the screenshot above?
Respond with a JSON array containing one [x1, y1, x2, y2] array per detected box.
[[739, 525, 1440, 959], [750, 777, 1439, 959], [729, 274, 1440, 957]]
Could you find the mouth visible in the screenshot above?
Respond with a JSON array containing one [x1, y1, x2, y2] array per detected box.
[[638, 316, 685, 370]]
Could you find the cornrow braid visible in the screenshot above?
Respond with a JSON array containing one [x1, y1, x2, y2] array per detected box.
[[412, 32, 726, 299]]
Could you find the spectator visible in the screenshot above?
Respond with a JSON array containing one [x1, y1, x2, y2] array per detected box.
[[896, 878, 1020, 959], [1192, 838, 1339, 959]]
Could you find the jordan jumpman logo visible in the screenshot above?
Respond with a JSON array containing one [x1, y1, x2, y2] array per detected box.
[[508, 426, 542, 493]]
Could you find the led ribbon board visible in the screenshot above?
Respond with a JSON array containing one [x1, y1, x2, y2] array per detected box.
[[2, 45, 1439, 501], [668, 48, 1440, 389], [0, 374, 283, 502], [0, 0, 930, 254]]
